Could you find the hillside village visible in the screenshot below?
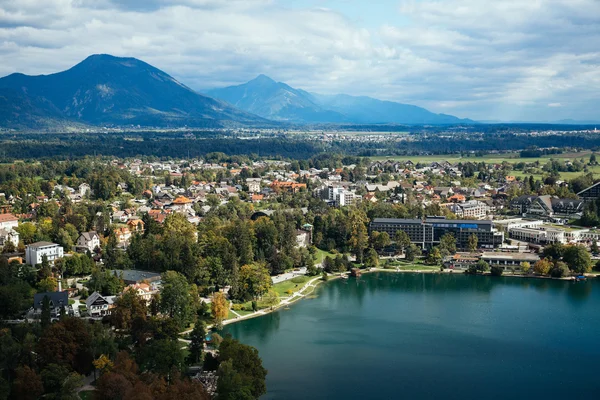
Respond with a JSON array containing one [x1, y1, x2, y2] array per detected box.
[[0, 154, 599, 323], [0, 153, 598, 399]]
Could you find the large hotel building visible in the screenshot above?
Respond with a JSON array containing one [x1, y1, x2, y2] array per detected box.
[[369, 217, 504, 249]]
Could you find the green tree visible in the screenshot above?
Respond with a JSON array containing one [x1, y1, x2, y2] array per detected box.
[[543, 243, 566, 260], [371, 231, 391, 251], [439, 233, 457, 254], [38, 276, 58, 293], [259, 289, 280, 309], [363, 247, 379, 269], [159, 271, 194, 330], [139, 339, 185, 377], [236, 264, 271, 301], [347, 208, 369, 263], [111, 287, 148, 332], [217, 336, 267, 400], [520, 261, 531, 274], [405, 244, 422, 262], [217, 360, 254, 400], [467, 234, 478, 252], [41, 364, 70, 395], [187, 322, 206, 366], [426, 247, 442, 265], [394, 230, 411, 254], [490, 266, 503, 276], [563, 245, 592, 274], [467, 260, 490, 274], [550, 261, 570, 278]]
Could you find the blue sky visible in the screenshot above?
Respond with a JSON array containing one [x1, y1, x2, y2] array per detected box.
[[1, 0, 600, 122]]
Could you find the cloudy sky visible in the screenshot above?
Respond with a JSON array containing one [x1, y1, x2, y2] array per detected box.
[[1, 0, 600, 122]]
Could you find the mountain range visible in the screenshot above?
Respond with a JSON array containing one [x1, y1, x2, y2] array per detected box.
[[0, 54, 470, 129], [207, 75, 472, 125], [0, 54, 267, 129]]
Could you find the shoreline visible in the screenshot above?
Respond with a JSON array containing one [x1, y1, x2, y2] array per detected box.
[[217, 268, 597, 328]]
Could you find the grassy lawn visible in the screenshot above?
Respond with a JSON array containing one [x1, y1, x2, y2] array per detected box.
[[79, 391, 95, 400], [272, 275, 312, 297], [314, 248, 336, 264], [397, 264, 440, 271], [383, 258, 439, 271], [369, 151, 600, 180]]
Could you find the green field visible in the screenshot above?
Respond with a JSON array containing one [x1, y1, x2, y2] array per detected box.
[[272, 275, 312, 297], [369, 151, 594, 164], [370, 151, 598, 180], [314, 248, 337, 264]]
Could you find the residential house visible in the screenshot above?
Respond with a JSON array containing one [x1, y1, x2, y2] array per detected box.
[[79, 183, 91, 196], [510, 195, 584, 217], [76, 231, 100, 253], [127, 219, 145, 234], [115, 227, 131, 245], [171, 196, 193, 211], [86, 292, 115, 317], [124, 283, 154, 304], [0, 213, 19, 248], [246, 178, 261, 193], [33, 292, 68, 318], [25, 242, 64, 266], [112, 210, 129, 223]]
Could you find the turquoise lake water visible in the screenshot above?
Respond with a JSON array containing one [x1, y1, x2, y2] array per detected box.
[[223, 273, 600, 399]]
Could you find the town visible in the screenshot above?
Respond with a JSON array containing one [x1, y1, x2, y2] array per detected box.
[[0, 151, 599, 399]]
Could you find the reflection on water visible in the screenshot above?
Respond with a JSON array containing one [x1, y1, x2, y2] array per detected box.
[[222, 273, 599, 400]]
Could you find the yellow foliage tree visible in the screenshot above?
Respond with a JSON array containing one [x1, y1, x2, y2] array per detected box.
[[534, 258, 552, 275], [93, 354, 113, 374], [211, 292, 229, 324]]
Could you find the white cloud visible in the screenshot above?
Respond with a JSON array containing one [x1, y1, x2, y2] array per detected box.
[[0, 0, 599, 121]]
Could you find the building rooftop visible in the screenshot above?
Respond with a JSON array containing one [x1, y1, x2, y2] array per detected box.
[[111, 269, 161, 283], [481, 252, 540, 261], [0, 213, 18, 223], [28, 241, 60, 248]]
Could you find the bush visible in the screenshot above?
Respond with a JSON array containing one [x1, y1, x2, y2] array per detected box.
[[490, 266, 504, 276], [231, 304, 243, 311], [291, 276, 306, 284], [78, 288, 89, 300], [550, 262, 570, 278]]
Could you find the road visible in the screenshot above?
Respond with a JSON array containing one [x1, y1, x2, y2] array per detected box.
[[271, 267, 308, 284]]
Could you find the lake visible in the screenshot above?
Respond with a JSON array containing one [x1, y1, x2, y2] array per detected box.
[[223, 272, 600, 400]]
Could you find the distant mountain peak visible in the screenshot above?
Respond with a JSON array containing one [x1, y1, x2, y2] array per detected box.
[[208, 76, 472, 125], [248, 74, 277, 85], [0, 54, 269, 129]]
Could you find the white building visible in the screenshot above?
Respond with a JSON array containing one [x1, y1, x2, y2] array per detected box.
[[86, 292, 115, 317], [25, 242, 64, 266], [0, 213, 19, 248], [328, 186, 361, 206], [446, 200, 490, 219], [77, 231, 100, 253], [246, 178, 261, 193]]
